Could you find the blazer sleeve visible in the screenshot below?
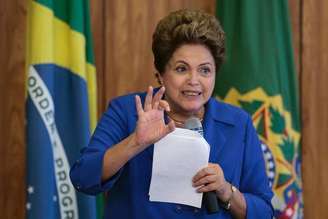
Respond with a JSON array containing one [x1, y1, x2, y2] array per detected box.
[[240, 115, 274, 219], [70, 97, 130, 195]]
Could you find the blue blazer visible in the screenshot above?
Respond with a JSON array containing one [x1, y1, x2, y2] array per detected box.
[[70, 90, 274, 219]]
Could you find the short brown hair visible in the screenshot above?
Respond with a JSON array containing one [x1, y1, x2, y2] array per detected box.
[[152, 9, 225, 74]]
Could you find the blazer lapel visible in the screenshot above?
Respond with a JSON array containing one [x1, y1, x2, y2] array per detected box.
[[204, 117, 226, 162], [203, 98, 235, 163]]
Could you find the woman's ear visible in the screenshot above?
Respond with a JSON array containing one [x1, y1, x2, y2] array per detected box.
[[155, 72, 163, 85]]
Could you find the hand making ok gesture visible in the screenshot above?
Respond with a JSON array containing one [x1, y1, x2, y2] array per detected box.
[[134, 86, 175, 150]]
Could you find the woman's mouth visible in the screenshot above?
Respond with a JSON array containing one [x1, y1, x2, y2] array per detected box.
[[182, 91, 202, 96]]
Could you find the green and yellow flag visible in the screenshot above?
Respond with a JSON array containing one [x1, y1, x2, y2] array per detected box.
[[26, 0, 100, 218], [216, 1, 303, 218]]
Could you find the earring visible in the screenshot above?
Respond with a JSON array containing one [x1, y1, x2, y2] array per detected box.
[[155, 73, 162, 85]]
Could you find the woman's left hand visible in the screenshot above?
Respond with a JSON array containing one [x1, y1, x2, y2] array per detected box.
[[192, 163, 232, 201]]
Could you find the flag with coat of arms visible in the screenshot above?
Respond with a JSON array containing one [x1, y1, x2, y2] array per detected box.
[[215, 1, 303, 218]]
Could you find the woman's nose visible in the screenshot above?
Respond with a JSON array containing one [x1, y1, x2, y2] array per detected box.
[[187, 71, 200, 85]]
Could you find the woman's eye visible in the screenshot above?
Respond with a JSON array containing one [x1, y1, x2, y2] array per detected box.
[[199, 67, 211, 75], [175, 66, 187, 73]]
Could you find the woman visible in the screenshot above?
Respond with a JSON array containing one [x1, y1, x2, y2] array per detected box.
[[70, 9, 273, 218]]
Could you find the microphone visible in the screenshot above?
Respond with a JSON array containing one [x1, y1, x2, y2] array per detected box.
[[185, 117, 219, 214]]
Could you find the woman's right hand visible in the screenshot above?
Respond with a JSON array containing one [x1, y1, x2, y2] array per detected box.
[[133, 86, 175, 150], [101, 86, 175, 182]]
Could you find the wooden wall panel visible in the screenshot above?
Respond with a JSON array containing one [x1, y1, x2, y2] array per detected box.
[[302, 1, 328, 218], [90, 0, 106, 116], [102, 0, 215, 110], [0, 0, 27, 218], [1, 0, 328, 218]]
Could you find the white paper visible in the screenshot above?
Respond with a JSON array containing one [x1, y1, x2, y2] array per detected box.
[[149, 128, 210, 208]]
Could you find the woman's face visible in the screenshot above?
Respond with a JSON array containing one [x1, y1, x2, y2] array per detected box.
[[159, 44, 216, 116]]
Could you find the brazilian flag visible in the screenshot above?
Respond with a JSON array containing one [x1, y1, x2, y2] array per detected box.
[[26, 0, 99, 218], [215, 1, 303, 218]]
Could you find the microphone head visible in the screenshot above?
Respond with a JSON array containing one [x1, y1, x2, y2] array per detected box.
[[184, 117, 203, 136], [185, 117, 202, 129]]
